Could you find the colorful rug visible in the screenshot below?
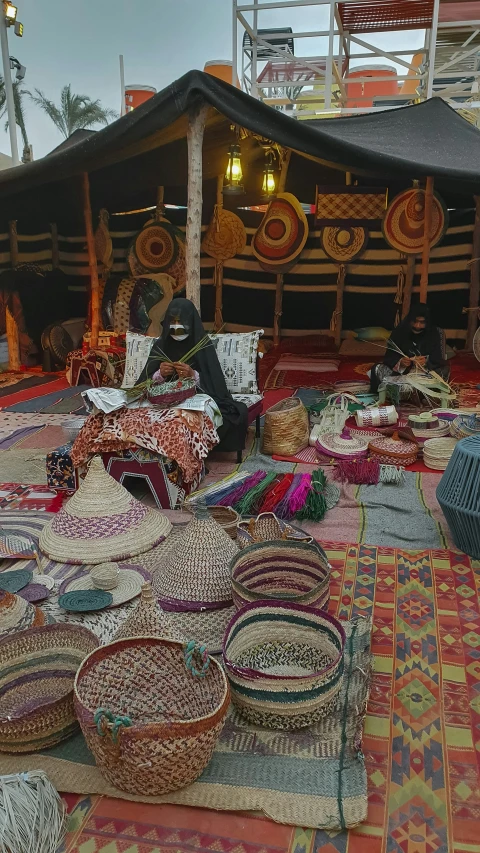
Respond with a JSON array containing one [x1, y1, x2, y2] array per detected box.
[[0, 375, 69, 408], [0, 482, 61, 510], [5, 384, 89, 413], [3, 544, 480, 851]]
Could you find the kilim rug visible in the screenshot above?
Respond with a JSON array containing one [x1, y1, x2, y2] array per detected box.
[[2, 543, 480, 850], [0, 482, 61, 510]]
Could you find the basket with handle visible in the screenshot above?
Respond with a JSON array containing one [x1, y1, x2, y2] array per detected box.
[[262, 398, 309, 456], [73, 636, 229, 795]]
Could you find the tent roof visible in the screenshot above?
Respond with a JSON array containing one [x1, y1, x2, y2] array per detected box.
[[0, 70, 479, 223]]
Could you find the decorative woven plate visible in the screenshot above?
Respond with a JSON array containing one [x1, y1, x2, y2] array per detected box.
[[252, 192, 308, 273], [316, 432, 369, 459], [59, 590, 113, 612], [31, 574, 55, 591], [0, 569, 33, 594], [368, 430, 419, 466], [383, 188, 448, 255], [132, 220, 179, 272], [202, 208, 247, 261], [18, 583, 50, 603], [60, 567, 144, 607], [321, 226, 368, 262]]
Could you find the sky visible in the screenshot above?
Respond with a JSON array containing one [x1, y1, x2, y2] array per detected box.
[[1, 0, 425, 159]]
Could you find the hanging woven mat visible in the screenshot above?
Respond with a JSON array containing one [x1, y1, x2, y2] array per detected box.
[[252, 192, 308, 273], [202, 207, 246, 261], [382, 187, 448, 255]]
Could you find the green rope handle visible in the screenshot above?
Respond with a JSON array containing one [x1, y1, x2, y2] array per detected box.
[[94, 708, 132, 743], [184, 640, 210, 677]]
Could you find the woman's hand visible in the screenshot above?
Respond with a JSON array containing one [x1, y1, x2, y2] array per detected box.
[[173, 361, 195, 379], [414, 355, 427, 368], [399, 356, 412, 369], [159, 361, 175, 378]]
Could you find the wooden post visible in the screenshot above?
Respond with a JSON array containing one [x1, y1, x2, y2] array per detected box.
[[50, 222, 60, 269], [333, 265, 346, 349], [214, 174, 224, 331], [6, 305, 20, 370], [156, 186, 164, 217], [82, 172, 100, 349], [402, 254, 416, 319], [273, 150, 292, 346], [466, 195, 480, 350], [8, 220, 18, 268], [419, 176, 434, 303], [186, 104, 209, 313]]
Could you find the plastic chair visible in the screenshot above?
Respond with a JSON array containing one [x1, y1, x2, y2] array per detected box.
[[436, 435, 480, 558]]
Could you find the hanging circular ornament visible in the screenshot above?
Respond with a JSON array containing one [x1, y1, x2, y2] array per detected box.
[[382, 188, 448, 255], [202, 207, 247, 261], [321, 226, 368, 262], [131, 220, 179, 272], [252, 192, 308, 273]]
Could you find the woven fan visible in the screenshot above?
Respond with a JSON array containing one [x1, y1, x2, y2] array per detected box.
[[202, 206, 246, 261]]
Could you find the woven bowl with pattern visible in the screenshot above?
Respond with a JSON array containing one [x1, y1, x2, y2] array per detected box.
[[146, 379, 196, 407], [74, 636, 230, 795], [230, 540, 331, 611], [223, 601, 345, 730], [0, 623, 99, 753]]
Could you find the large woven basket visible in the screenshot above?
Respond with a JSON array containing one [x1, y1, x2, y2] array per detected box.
[[230, 540, 331, 611], [262, 398, 309, 456], [0, 623, 98, 753], [74, 636, 230, 795], [223, 601, 345, 730], [146, 378, 196, 407]]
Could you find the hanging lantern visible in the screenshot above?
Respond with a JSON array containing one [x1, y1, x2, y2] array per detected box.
[[224, 143, 244, 195], [261, 149, 276, 200]]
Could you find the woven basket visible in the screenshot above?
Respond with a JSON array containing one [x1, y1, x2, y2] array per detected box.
[[186, 505, 239, 540], [74, 636, 230, 795], [368, 430, 418, 466], [230, 540, 330, 611], [223, 601, 345, 730], [0, 623, 98, 753], [262, 398, 309, 456], [237, 512, 313, 549], [146, 378, 196, 407], [424, 437, 457, 470]]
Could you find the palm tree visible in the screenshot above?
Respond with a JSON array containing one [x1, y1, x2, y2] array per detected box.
[[0, 76, 30, 157], [29, 84, 117, 139]]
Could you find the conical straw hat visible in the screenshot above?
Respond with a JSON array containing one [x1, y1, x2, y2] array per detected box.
[[0, 590, 51, 637], [39, 456, 172, 564], [153, 504, 237, 610], [113, 582, 185, 642]]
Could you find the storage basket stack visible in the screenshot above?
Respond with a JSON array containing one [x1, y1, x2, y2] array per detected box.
[[450, 413, 480, 440], [262, 398, 309, 456], [423, 437, 458, 471]]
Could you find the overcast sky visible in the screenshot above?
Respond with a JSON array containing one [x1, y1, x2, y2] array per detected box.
[[2, 0, 424, 158]]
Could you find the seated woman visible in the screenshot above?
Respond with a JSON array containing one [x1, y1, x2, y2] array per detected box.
[[370, 303, 450, 393], [137, 298, 248, 454]]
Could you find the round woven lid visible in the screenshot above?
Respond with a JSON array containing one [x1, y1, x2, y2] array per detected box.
[[202, 208, 247, 261], [152, 505, 238, 610], [60, 566, 144, 607], [408, 412, 440, 429], [316, 432, 369, 459], [132, 220, 179, 271], [383, 188, 448, 255], [321, 226, 367, 262], [0, 589, 50, 637], [252, 192, 308, 273], [0, 568, 32, 594], [17, 583, 50, 603], [424, 437, 458, 458], [368, 431, 418, 459], [39, 456, 172, 564]]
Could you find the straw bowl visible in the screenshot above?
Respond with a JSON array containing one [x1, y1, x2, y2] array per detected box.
[[230, 540, 330, 611], [223, 601, 345, 730], [0, 623, 99, 753], [74, 636, 230, 795]]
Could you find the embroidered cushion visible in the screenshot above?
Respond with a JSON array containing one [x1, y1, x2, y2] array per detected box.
[[209, 330, 263, 394], [122, 331, 157, 389]]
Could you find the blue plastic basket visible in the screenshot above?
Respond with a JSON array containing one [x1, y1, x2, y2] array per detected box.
[[436, 435, 480, 558]]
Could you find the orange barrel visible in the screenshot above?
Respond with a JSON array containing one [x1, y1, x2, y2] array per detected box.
[[125, 84, 157, 113], [346, 65, 398, 108], [204, 60, 240, 88]]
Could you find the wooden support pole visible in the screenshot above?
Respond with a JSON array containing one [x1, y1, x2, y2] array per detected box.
[[419, 176, 434, 303], [50, 222, 60, 269], [402, 254, 416, 319], [8, 220, 18, 268], [466, 195, 480, 350], [273, 150, 292, 346], [6, 305, 20, 370], [214, 174, 224, 331], [186, 104, 209, 313], [82, 172, 100, 349], [333, 265, 346, 349], [156, 185, 164, 217]]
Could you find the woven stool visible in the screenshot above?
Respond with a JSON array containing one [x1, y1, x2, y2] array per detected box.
[[436, 435, 480, 558]]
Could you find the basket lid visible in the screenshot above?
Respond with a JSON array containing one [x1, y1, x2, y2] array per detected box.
[[0, 589, 50, 637], [113, 582, 185, 642], [39, 456, 172, 564], [368, 430, 418, 458]]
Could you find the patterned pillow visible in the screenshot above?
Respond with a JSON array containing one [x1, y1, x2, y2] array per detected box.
[[122, 332, 157, 389], [210, 330, 264, 394]]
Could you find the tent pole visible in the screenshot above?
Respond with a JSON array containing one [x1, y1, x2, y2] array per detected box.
[[273, 150, 292, 346], [50, 222, 60, 269], [214, 174, 224, 331], [8, 220, 18, 268], [402, 255, 416, 319], [82, 171, 100, 349], [186, 103, 209, 314], [466, 195, 480, 350], [419, 176, 434, 303], [6, 304, 20, 370]]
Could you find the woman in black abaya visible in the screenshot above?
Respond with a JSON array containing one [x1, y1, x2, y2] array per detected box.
[[370, 303, 449, 393], [137, 298, 248, 453]]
